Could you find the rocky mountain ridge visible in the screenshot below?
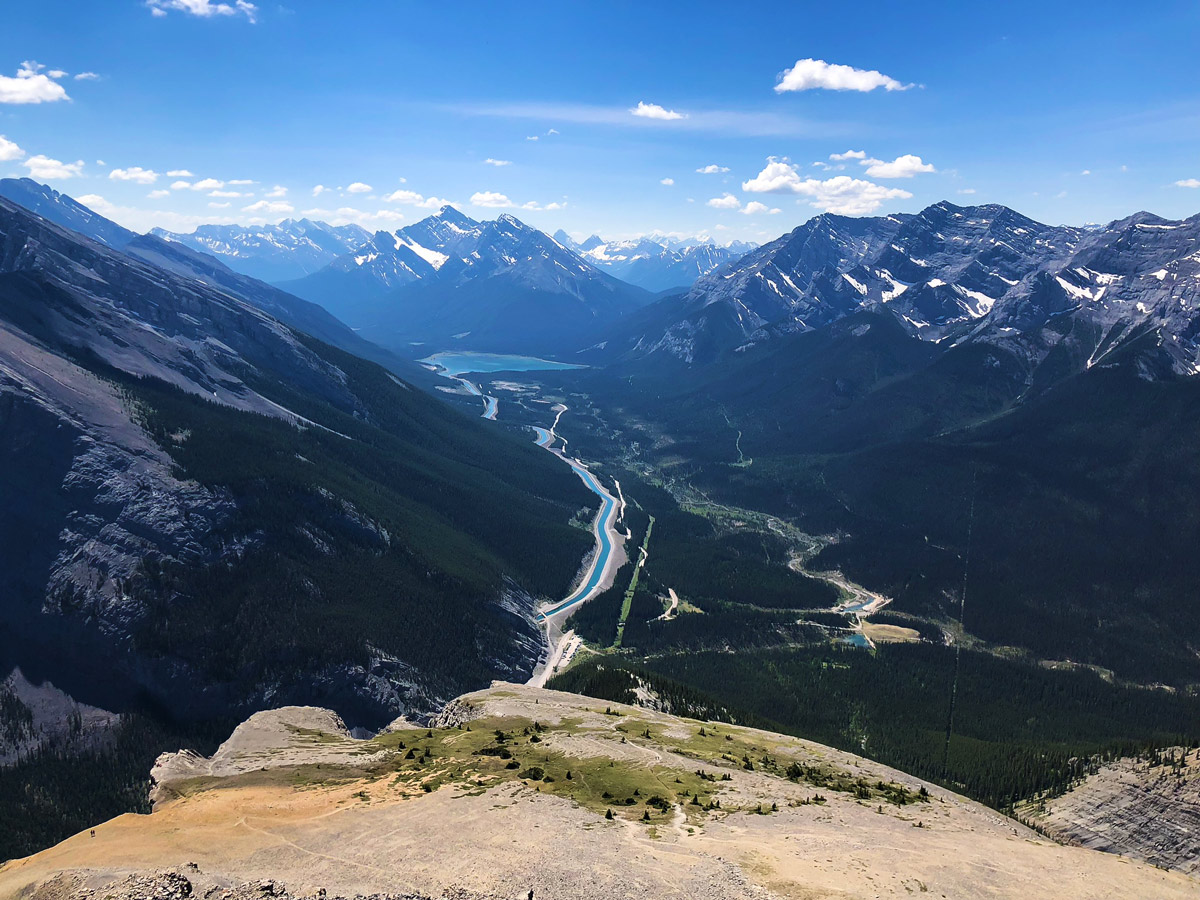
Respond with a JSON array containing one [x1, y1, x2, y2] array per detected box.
[[615, 200, 1200, 380], [0, 178, 420, 379], [0, 178, 137, 250], [0, 193, 355, 658]]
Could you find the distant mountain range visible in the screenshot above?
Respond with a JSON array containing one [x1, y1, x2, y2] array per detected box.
[[152, 219, 373, 283], [6, 179, 1194, 380], [552, 230, 755, 293], [0, 181, 744, 358], [604, 200, 1200, 378], [143, 211, 754, 297], [282, 206, 653, 355]]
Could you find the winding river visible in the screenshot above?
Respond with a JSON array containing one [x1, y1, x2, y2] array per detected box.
[[420, 352, 624, 625], [529, 424, 622, 621]]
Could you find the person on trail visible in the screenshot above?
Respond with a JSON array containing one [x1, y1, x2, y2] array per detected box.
[[527, 891, 534, 900]]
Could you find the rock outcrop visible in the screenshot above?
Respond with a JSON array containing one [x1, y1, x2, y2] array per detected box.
[[1021, 748, 1200, 875], [150, 706, 386, 802], [0, 668, 120, 765], [26, 870, 504, 900]]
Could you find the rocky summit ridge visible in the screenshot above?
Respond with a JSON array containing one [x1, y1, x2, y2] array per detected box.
[[1, 684, 1194, 900]]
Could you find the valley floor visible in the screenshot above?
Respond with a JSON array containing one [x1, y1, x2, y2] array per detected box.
[[2, 685, 1194, 900]]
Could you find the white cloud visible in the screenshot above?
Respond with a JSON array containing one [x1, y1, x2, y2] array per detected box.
[[312, 184, 327, 197], [696, 164, 730, 174], [547, 128, 559, 135], [468, 191, 563, 211], [484, 158, 511, 166], [227, 178, 254, 185], [706, 193, 741, 210], [861, 154, 935, 178], [208, 201, 231, 208], [957, 188, 977, 195], [0, 135, 25, 161], [264, 185, 287, 198], [775, 58, 911, 93], [630, 101, 686, 121], [1080, 169, 1091, 176], [385, 189, 449, 209], [1174, 178, 1200, 188], [470, 191, 513, 208], [170, 180, 192, 190], [806, 151, 936, 179], [526, 135, 539, 141], [109, 166, 160, 184], [208, 189, 243, 197], [741, 201, 781, 215], [0, 61, 71, 104], [74, 72, 100, 81], [191, 177, 224, 191], [47, 69, 67, 79], [660, 178, 674, 186], [741, 160, 812, 193], [242, 199, 294, 214], [346, 182, 372, 194], [147, 0, 258, 22], [147, 189, 170, 199], [742, 158, 911, 215], [166, 169, 193, 177], [24, 155, 85, 179]]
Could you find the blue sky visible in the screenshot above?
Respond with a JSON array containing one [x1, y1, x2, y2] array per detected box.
[[1, 0, 1199, 243]]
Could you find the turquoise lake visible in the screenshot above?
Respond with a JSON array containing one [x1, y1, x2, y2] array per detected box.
[[419, 352, 585, 378]]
